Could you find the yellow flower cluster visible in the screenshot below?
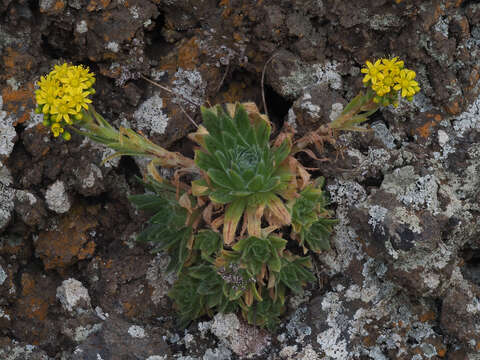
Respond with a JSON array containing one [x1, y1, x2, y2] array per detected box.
[[361, 57, 420, 106], [35, 63, 96, 140]]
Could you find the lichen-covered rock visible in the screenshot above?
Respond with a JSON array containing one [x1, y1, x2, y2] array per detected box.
[[440, 274, 480, 351], [57, 278, 92, 314], [45, 180, 71, 214], [3, 0, 480, 358], [71, 315, 170, 359], [209, 313, 271, 358], [0, 339, 53, 360], [0, 95, 16, 161], [266, 50, 343, 101], [35, 205, 97, 270], [291, 83, 346, 134], [0, 167, 14, 233], [14, 189, 46, 227]]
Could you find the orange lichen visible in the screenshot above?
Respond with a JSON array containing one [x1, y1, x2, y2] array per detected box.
[[419, 310, 436, 322], [24, 297, 49, 321], [1, 84, 35, 125], [35, 205, 98, 270], [21, 274, 36, 296], [87, 0, 111, 11], [2, 47, 34, 79], [219, 81, 248, 103], [362, 336, 376, 347], [417, 121, 435, 139], [437, 347, 447, 357], [177, 37, 200, 70], [18, 274, 51, 322], [416, 112, 442, 139], [53, 1, 65, 11], [445, 0, 463, 8], [444, 100, 461, 115], [233, 32, 243, 42], [123, 301, 138, 318], [233, 14, 244, 27], [220, 0, 231, 18]]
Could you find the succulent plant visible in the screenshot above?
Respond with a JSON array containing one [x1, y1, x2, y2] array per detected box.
[[169, 263, 240, 328], [129, 178, 194, 273], [191, 104, 294, 244], [289, 178, 337, 253], [115, 103, 337, 329]]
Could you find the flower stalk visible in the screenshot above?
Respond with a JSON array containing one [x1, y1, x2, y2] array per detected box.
[[296, 57, 421, 151]]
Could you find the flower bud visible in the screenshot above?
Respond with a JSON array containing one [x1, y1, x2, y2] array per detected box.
[[62, 131, 72, 141]]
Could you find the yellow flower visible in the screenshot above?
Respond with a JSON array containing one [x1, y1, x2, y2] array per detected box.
[[381, 57, 404, 75], [372, 73, 396, 96], [65, 86, 92, 112], [394, 69, 420, 98], [36, 63, 96, 140], [51, 98, 76, 124], [36, 87, 58, 114], [36, 75, 60, 114], [76, 65, 96, 87], [361, 59, 384, 84], [51, 123, 64, 137], [50, 63, 71, 80]]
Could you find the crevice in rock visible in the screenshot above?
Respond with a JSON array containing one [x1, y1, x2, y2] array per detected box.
[[145, 13, 174, 61], [360, 174, 384, 191], [460, 248, 480, 286], [264, 85, 292, 132]]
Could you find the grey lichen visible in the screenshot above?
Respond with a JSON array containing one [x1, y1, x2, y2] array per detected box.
[[453, 93, 480, 137], [0, 169, 14, 232], [381, 166, 440, 214], [145, 253, 177, 305], [368, 205, 388, 234], [280, 61, 342, 99], [56, 278, 92, 313], [45, 180, 71, 214], [172, 68, 206, 112], [0, 96, 17, 158], [128, 325, 147, 338], [133, 93, 169, 135]]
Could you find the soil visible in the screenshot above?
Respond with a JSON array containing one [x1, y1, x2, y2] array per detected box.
[[1, 0, 480, 359]]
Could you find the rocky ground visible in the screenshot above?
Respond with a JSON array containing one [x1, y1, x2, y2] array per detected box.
[[1, 0, 480, 359]]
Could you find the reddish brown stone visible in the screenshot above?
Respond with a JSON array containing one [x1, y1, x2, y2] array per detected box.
[[35, 205, 98, 270]]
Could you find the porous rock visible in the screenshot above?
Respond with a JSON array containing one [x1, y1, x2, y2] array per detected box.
[[56, 278, 92, 314], [71, 315, 170, 359]]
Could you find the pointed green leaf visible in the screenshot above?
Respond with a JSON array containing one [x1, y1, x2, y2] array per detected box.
[[223, 199, 247, 244], [208, 168, 234, 190]]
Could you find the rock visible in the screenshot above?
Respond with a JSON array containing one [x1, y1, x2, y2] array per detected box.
[[13, 271, 59, 347], [74, 163, 105, 197], [123, 82, 142, 107], [45, 180, 71, 214], [209, 313, 271, 358], [132, 93, 169, 136], [291, 83, 346, 134], [0, 338, 53, 360], [35, 205, 97, 270], [71, 315, 170, 359], [145, 253, 177, 307], [0, 96, 17, 161], [440, 278, 480, 350], [14, 190, 46, 227], [56, 278, 92, 314], [0, 172, 14, 233], [266, 50, 343, 101]]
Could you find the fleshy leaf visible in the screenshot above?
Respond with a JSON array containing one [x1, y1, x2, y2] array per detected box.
[[223, 199, 247, 244]]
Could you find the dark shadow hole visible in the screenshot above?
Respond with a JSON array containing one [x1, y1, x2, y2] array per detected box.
[[264, 85, 293, 132]]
